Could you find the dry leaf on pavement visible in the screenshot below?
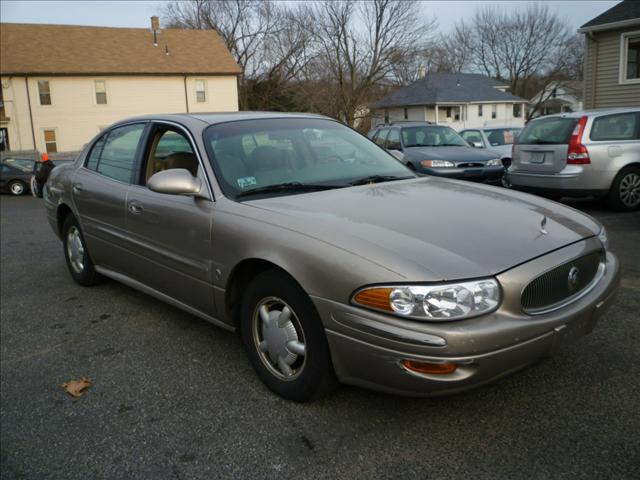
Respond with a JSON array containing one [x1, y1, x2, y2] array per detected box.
[[61, 377, 92, 397]]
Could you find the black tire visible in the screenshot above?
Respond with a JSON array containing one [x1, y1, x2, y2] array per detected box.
[[606, 166, 640, 211], [9, 180, 27, 196], [62, 214, 103, 286], [240, 269, 337, 402]]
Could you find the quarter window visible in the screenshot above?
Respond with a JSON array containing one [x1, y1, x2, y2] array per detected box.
[[195, 80, 206, 102], [94, 124, 145, 183], [373, 128, 389, 147], [95, 80, 107, 104], [590, 113, 639, 141], [385, 129, 402, 150], [38, 80, 51, 105], [143, 128, 198, 183], [43, 129, 57, 153]]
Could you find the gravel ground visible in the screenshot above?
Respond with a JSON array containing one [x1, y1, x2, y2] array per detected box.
[[1, 195, 639, 480]]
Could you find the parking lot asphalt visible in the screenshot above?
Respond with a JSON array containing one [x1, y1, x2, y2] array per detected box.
[[1, 194, 639, 480]]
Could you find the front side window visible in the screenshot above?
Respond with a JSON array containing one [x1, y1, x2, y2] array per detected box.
[[94, 124, 145, 183], [385, 129, 402, 150], [590, 113, 639, 141], [143, 128, 198, 183], [95, 80, 107, 105], [461, 130, 483, 145], [38, 80, 51, 105], [195, 80, 206, 102], [484, 128, 522, 146], [44, 129, 57, 153], [401, 126, 467, 147], [204, 118, 412, 199], [622, 33, 640, 82]]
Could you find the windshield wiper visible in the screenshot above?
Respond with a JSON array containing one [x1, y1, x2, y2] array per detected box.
[[235, 182, 345, 198], [349, 175, 413, 186], [439, 143, 466, 147]]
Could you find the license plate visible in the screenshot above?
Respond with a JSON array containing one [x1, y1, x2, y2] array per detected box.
[[530, 152, 545, 164]]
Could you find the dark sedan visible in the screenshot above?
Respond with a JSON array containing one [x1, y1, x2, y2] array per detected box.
[[369, 123, 504, 184], [0, 158, 39, 195]]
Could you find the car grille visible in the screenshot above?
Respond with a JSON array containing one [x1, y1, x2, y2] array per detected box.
[[521, 251, 604, 314], [457, 163, 485, 168]]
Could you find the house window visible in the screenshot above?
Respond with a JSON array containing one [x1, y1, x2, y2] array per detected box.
[[403, 107, 408, 120], [620, 32, 640, 83], [95, 80, 107, 104], [491, 104, 497, 119], [38, 80, 51, 105], [43, 129, 57, 153], [195, 80, 206, 102], [384, 109, 389, 123], [513, 104, 522, 118], [478, 104, 483, 117]]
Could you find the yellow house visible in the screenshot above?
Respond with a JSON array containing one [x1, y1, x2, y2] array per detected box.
[[0, 21, 241, 153]]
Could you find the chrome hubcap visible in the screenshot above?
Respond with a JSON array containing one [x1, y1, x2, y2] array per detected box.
[[620, 173, 640, 207], [252, 297, 306, 380], [66, 226, 85, 274], [10, 183, 24, 195]]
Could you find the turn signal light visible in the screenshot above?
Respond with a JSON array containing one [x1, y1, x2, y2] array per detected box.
[[402, 359, 457, 375], [353, 288, 394, 312]]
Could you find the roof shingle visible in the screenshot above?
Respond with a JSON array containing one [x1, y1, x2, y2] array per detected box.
[[0, 23, 242, 75], [580, 0, 640, 30], [371, 73, 526, 108]]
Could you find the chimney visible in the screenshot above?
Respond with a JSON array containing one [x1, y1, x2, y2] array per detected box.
[[151, 16, 160, 46], [418, 65, 426, 79]]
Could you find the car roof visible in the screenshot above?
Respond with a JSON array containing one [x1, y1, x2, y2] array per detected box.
[[530, 108, 640, 120], [460, 126, 522, 131], [112, 111, 332, 127]]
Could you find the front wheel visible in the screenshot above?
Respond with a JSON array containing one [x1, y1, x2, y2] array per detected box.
[[9, 180, 26, 196], [606, 167, 640, 211], [240, 270, 337, 401]]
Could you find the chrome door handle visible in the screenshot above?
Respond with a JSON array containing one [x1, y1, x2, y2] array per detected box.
[[128, 203, 143, 214], [72, 184, 83, 194]]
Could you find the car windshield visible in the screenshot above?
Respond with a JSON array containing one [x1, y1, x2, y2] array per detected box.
[[203, 118, 414, 199], [483, 128, 522, 146], [518, 117, 577, 145], [401, 126, 467, 147]]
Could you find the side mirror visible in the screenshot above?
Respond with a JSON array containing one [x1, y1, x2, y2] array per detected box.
[[471, 141, 484, 149], [147, 168, 203, 197], [389, 150, 405, 162]]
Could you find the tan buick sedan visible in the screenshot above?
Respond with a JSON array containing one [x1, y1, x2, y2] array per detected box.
[[44, 113, 620, 401]]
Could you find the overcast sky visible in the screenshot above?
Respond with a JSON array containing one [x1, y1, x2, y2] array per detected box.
[[0, 0, 619, 33]]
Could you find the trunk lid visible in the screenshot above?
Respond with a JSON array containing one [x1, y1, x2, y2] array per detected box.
[[513, 116, 578, 174]]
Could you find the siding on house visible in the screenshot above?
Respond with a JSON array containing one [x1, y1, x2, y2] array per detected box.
[[584, 26, 640, 108]]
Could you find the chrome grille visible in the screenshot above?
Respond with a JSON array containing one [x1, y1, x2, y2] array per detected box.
[[522, 251, 604, 314]]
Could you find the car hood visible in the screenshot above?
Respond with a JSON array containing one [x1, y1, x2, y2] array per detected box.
[[405, 146, 498, 163]]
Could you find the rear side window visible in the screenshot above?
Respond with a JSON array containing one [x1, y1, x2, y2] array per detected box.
[[590, 113, 639, 141], [88, 124, 145, 183], [518, 117, 577, 145], [461, 130, 483, 145]]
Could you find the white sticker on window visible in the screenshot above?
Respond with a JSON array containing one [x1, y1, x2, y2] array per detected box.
[[237, 176, 257, 189]]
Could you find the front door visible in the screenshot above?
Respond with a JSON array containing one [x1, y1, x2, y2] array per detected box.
[[124, 124, 216, 317], [72, 123, 147, 273]]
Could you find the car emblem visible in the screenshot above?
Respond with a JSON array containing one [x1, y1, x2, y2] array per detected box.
[[568, 266, 580, 291], [540, 215, 548, 235]]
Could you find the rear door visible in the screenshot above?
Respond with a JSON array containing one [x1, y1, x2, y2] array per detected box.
[[124, 123, 216, 317], [513, 116, 578, 173], [587, 111, 640, 166], [72, 122, 147, 273]]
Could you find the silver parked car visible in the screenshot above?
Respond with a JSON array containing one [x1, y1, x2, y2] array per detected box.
[[45, 113, 619, 401], [509, 109, 640, 210], [459, 127, 522, 165]]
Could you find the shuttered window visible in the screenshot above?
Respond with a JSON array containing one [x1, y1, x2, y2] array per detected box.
[[44, 129, 57, 153]]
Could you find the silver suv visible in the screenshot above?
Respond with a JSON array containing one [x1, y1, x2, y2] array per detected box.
[[509, 109, 640, 210]]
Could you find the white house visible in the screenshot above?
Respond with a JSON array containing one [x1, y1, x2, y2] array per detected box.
[[370, 73, 528, 130], [0, 20, 241, 153], [529, 81, 584, 118]]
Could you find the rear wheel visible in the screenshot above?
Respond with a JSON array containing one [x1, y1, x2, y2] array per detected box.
[[240, 269, 337, 401], [9, 180, 26, 196], [606, 167, 640, 211], [62, 214, 103, 286]]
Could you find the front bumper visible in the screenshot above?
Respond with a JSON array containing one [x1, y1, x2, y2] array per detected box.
[[419, 165, 504, 184], [313, 244, 619, 396]]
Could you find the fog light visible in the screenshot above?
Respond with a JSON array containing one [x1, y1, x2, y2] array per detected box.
[[401, 359, 457, 375]]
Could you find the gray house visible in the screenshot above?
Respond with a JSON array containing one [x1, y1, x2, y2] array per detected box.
[[370, 72, 528, 130], [579, 0, 640, 108]]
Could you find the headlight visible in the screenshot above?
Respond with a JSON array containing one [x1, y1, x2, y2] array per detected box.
[[420, 160, 455, 168], [352, 279, 501, 321], [486, 158, 502, 166], [598, 226, 608, 249]]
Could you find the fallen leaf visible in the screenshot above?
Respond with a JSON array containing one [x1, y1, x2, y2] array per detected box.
[[61, 377, 92, 397]]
